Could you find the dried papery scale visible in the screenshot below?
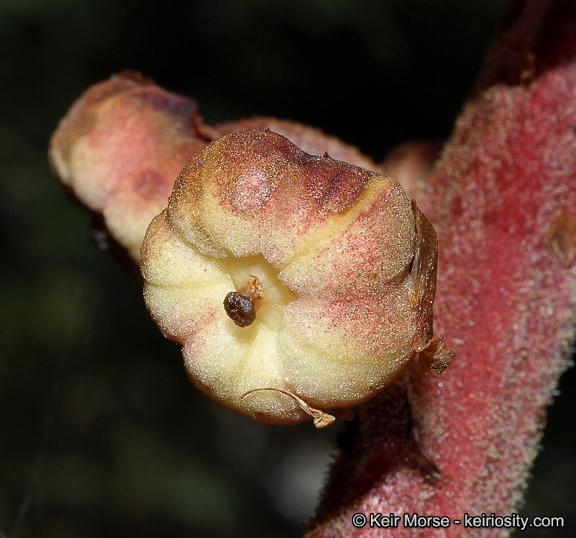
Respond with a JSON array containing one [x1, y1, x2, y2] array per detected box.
[[241, 388, 338, 429], [140, 129, 452, 427]]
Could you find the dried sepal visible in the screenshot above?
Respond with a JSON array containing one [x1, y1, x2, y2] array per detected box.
[[408, 200, 455, 376], [408, 201, 439, 349], [241, 388, 337, 428], [415, 335, 455, 376]]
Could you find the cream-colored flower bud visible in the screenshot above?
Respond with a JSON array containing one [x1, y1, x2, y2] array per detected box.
[[141, 129, 452, 427]]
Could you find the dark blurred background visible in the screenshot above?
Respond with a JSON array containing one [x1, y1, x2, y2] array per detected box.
[[1, 0, 574, 537]]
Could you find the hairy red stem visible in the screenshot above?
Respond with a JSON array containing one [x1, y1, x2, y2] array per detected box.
[[307, 1, 576, 536]]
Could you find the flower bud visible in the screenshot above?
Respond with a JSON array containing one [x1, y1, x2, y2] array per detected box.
[[141, 129, 451, 426]]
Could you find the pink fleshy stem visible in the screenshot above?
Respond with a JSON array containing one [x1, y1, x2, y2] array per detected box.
[[306, 1, 576, 536]]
